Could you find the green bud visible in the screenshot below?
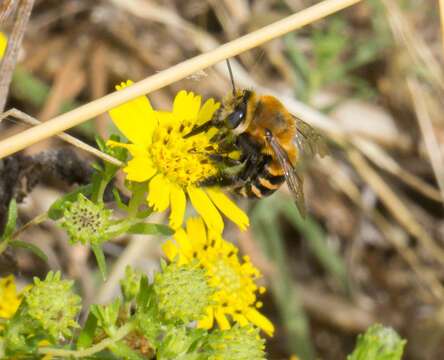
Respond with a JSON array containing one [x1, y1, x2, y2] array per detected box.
[[24, 271, 81, 339], [121, 266, 142, 304], [153, 260, 216, 324], [206, 324, 266, 360], [59, 194, 112, 245], [90, 297, 121, 334], [156, 326, 206, 360], [348, 324, 406, 360]]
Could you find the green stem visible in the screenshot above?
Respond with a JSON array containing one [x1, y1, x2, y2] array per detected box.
[[12, 212, 48, 239], [0, 212, 48, 256], [127, 183, 147, 218], [106, 217, 138, 235], [38, 321, 135, 358], [96, 179, 108, 203]]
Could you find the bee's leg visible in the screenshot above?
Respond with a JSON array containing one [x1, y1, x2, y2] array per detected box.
[[197, 173, 243, 187], [239, 154, 261, 181], [183, 118, 221, 138], [207, 153, 241, 167]]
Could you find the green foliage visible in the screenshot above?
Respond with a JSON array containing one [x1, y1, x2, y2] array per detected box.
[[0, 262, 266, 359], [7, 240, 48, 262], [2, 199, 17, 241], [48, 184, 93, 220], [348, 324, 406, 360], [50, 139, 173, 279], [1, 271, 81, 357], [0, 199, 49, 261]]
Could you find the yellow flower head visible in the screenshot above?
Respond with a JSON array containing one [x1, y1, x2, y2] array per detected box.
[[107, 81, 249, 233], [162, 217, 274, 337], [0, 275, 23, 320]]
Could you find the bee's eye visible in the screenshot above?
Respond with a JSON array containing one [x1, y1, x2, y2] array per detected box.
[[227, 102, 246, 129]]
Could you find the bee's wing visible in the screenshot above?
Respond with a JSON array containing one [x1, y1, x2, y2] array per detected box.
[[266, 131, 306, 218], [292, 117, 329, 159]]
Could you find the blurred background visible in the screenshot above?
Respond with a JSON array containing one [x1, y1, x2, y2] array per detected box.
[[1, 0, 444, 359]]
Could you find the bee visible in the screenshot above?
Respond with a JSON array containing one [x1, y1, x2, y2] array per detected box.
[[185, 61, 328, 218]]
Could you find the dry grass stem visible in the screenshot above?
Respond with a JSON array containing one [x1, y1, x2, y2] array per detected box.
[[383, 0, 444, 92], [0, 0, 35, 112], [323, 157, 444, 301], [347, 150, 444, 277], [407, 78, 444, 205], [0, 108, 123, 166], [0, 0, 362, 159]]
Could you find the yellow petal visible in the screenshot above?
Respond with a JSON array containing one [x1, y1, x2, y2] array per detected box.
[[161, 240, 179, 261], [169, 183, 186, 229], [187, 186, 223, 234], [147, 174, 170, 212], [198, 306, 214, 329], [214, 308, 231, 331], [186, 217, 207, 247], [197, 98, 220, 126], [245, 307, 275, 337], [233, 313, 250, 327], [173, 90, 201, 121], [109, 81, 156, 147], [205, 188, 249, 231], [123, 157, 157, 182], [173, 228, 193, 259]]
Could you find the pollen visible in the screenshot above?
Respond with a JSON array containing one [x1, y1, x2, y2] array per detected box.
[[150, 119, 218, 187]]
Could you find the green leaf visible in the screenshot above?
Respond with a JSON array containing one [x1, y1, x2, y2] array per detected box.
[[92, 243, 107, 281], [2, 199, 17, 241], [48, 184, 93, 220], [77, 312, 98, 350], [8, 241, 48, 262], [136, 209, 154, 219], [127, 223, 174, 236], [95, 135, 106, 152], [136, 275, 151, 313], [92, 163, 104, 172]]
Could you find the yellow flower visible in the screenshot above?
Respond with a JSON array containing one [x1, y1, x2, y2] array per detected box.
[[107, 81, 249, 233], [162, 217, 274, 337], [0, 275, 23, 321], [0, 32, 7, 59]]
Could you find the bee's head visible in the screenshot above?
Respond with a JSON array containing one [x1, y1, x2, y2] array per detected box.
[[222, 89, 256, 135]]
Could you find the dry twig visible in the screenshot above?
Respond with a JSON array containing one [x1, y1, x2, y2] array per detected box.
[[0, 0, 34, 112]]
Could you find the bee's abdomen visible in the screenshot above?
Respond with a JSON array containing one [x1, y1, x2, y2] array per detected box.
[[234, 162, 285, 199]]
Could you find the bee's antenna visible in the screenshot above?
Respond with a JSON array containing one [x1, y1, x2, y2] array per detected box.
[[226, 59, 236, 96]]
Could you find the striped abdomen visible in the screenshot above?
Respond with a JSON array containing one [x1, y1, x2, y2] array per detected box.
[[233, 157, 285, 199]]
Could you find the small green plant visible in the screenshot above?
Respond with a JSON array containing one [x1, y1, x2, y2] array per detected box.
[[0, 265, 266, 359], [348, 324, 406, 360]]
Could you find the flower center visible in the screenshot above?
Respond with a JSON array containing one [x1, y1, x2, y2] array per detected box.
[[211, 258, 242, 295], [150, 120, 218, 186]]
